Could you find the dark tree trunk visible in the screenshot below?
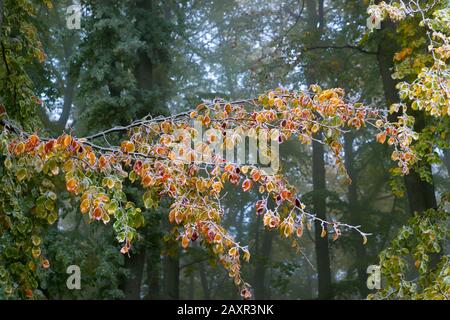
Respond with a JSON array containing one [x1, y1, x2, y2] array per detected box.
[[305, 0, 332, 300], [376, 19, 437, 216], [443, 149, 450, 176], [162, 212, 180, 299], [312, 134, 332, 299], [134, 0, 155, 91], [144, 226, 162, 300], [163, 251, 180, 299], [198, 262, 211, 300], [253, 229, 274, 300], [120, 249, 146, 300], [0, 1, 3, 38], [188, 272, 195, 300], [133, 0, 170, 119], [344, 132, 369, 297]]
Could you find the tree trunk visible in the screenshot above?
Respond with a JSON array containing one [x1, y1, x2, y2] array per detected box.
[[312, 134, 332, 299], [0, 1, 4, 38], [120, 249, 146, 299], [253, 229, 274, 300], [198, 262, 211, 300], [443, 149, 450, 176], [376, 18, 437, 216], [304, 0, 332, 300], [144, 224, 162, 299], [344, 132, 369, 297], [188, 272, 195, 300], [162, 214, 180, 299], [163, 251, 180, 299]]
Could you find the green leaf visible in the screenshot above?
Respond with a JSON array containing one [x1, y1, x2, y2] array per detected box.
[[116, 231, 126, 242], [143, 191, 153, 209], [31, 235, 41, 246], [4, 158, 12, 170], [47, 191, 57, 201], [16, 168, 27, 181], [106, 200, 118, 215], [44, 199, 55, 211], [129, 171, 137, 183], [47, 212, 58, 225]]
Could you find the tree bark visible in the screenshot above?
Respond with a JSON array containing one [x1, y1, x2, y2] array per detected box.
[[162, 212, 180, 299], [144, 225, 162, 300], [253, 229, 274, 300], [198, 262, 211, 300], [376, 18, 437, 216], [0, 0, 3, 37], [312, 134, 332, 299], [443, 149, 450, 176], [163, 250, 180, 299], [305, 0, 333, 300], [120, 249, 146, 299], [344, 132, 369, 297]]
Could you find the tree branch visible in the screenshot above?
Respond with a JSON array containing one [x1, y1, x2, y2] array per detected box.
[[0, 0, 4, 41], [302, 44, 378, 55]]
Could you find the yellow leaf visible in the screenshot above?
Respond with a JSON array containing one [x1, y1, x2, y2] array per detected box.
[[311, 123, 320, 133], [182, 235, 190, 249], [362, 234, 368, 245], [228, 247, 238, 257]]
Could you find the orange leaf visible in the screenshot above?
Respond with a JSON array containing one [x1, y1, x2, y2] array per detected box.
[[15, 142, 25, 155], [93, 206, 103, 220], [42, 259, 50, 269], [224, 164, 234, 172], [87, 152, 96, 166], [242, 179, 252, 192], [99, 155, 107, 169], [28, 134, 40, 146], [376, 132, 387, 144], [121, 141, 135, 153], [251, 170, 261, 182], [280, 189, 291, 200], [80, 199, 90, 214], [182, 235, 190, 249], [66, 178, 77, 192], [63, 135, 72, 148]]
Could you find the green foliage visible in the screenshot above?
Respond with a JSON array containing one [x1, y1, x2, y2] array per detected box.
[[369, 193, 449, 299], [38, 229, 127, 299], [0, 134, 56, 298], [0, 0, 44, 129], [75, 0, 175, 135]]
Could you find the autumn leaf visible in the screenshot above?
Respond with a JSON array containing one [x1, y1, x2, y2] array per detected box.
[[376, 132, 387, 144], [311, 123, 320, 133], [42, 259, 50, 269], [182, 235, 190, 249], [80, 198, 90, 214], [16, 168, 27, 182], [242, 179, 252, 192], [228, 247, 238, 257], [66, 178, 77, 192], [362, 234, 368, 245], [251, 170, 261, 182], [93, 206, 103, 220], [320, 226, 327, 238]]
